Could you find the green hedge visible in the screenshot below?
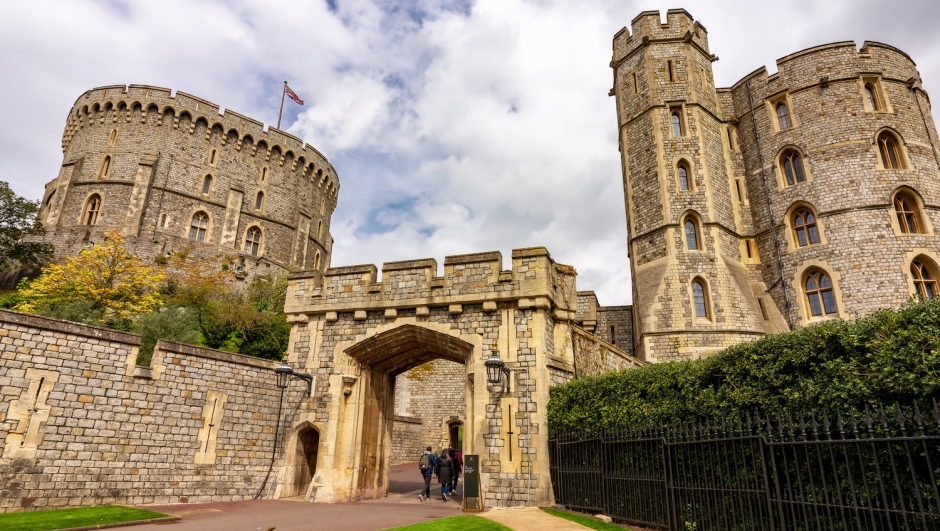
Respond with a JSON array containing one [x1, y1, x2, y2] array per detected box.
[[548, 297, 940, 433]]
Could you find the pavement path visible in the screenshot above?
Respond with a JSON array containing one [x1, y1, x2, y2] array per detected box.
[[481, 507, 592, 530], [125, 462, 592, 531]]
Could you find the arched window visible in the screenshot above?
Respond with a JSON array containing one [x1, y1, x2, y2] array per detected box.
[[776, 102, 791, 130], [685, 219, 700, 250], [202, 175, 212, 195], [804, 270, 838, 317], [865, 83, 880, 111], [189, 212, 208, 242], [692, 279, 709, 318], [208, 149, 218, 166], [82, 195, 101, 225], [678, 163, 690, 191], [911, 259, 938, 299], [159, 213, 168, 228], [100, 156, 111, 178], [244, 227, 262, 256], [781, 150, 805, 186], [107, 129, 117, 146], [878, 132, 905, 169], [317, 220, 323, 240], [254, 191, 264, 211], [314, 251, 321, 269], [793, 208, 820, 247], [260, 167, 268, 183], [894, 191, 924, 234], [671, 112, 682, 137]]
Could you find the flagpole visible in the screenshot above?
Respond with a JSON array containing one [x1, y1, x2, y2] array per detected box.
[[277, 80, 287, 129]]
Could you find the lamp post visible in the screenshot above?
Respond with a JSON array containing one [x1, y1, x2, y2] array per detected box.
[[255, 359, 313, 499], [484, 348, 510, 391]]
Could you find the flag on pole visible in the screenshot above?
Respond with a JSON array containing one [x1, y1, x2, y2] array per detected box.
[[285, 85, 304, 105]]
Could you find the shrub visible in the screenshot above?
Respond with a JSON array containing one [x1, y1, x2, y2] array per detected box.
[[548, 297, 940, 433]]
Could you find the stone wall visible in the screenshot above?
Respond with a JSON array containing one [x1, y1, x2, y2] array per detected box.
[[390, 360, 465, 465], [35, 84, 339, 284], [0, 310, 300, 513]]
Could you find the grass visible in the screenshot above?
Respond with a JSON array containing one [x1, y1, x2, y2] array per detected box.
[[541, 507, 632, 531], [0, 506, 170, 531], [384, 515, 513, 530]]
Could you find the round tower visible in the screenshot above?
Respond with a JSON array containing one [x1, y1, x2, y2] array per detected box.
[[38, 84, 338, 281], [611, 10, 783, 363], [729, 41, 940, 327]]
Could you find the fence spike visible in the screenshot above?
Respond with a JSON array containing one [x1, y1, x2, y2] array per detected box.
[[747, 410, 755, 435], [822, 411, 832, 440], [864, 405, 875, 438], [878, 401, 890, 432], [766, 414, 775, 441], [912, 400, 925, 436], [895, 401, 908, 437], [787, 411, 796, 439], [836, 410, 846, 439], [810, 413, 820, 441], [848, 407, 860, 440], [798, 412, 808, 441]]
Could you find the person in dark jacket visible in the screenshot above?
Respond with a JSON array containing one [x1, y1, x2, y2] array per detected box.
[[448, 448, 462, 492], [435, 451, 454, 501], [418, 446, 437, 502]]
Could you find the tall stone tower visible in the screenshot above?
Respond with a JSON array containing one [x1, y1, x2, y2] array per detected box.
[[611, 10, 786, 362]]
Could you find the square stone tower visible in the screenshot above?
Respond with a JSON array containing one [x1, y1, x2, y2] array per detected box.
[[611, 10, 787, 362]]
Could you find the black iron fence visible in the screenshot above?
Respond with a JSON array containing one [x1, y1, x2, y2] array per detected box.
[[549, 399, 940, 531]]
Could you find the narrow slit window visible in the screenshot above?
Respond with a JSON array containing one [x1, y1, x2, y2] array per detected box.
[[609, 326, 616, 346], [255, 191, 264, 211], [735, 180, 744, 202], [865, 83, 880, 111], [632, 72, 638, 93], [202, 175, 212, 195], [692, 280, 708, 318], [678, 164, 689, 191], [314, 251, 321, 269], [672, 112, 683, 137], [685, 219, 699, 250], [776, 102, 792, 130], [757, 298, 769, 320], [100, 156, 111, 178], [317, 220, 323, 240], [667, 60, 674, 82], [209, 149, 217, 165], [160, 214, 168, 228]]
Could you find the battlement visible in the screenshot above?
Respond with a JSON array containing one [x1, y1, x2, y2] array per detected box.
[[63, 84, 338, 199], [613, 9, 710, 65], [727, 40, 921, 105], [285, 247, 578, 317]]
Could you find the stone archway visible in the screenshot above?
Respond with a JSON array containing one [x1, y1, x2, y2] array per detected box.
[[278, 422, 321, 499], [342, 325, 474, 501]]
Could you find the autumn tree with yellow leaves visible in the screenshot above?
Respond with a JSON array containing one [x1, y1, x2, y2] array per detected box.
[[16, 231, 164, 328]]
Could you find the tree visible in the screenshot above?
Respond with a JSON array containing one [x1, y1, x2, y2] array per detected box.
[[0, 181, 53, 270], [15, 231, 164, 328]]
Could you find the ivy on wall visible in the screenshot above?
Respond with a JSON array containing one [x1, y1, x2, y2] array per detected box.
[[548, 297, 940, 432]]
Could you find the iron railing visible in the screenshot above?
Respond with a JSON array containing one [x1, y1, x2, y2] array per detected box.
[[549, 399, 940, 531]]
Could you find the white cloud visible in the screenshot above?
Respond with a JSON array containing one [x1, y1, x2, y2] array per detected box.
[[2, 0, 939, 306]]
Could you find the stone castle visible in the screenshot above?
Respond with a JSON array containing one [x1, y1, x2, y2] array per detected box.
[[614, 10, 940, 362], [36, 84, 339, 282], [2, 7, 938, 513]]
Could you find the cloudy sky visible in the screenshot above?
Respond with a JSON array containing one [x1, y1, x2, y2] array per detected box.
[[2, 0, 939, 305]]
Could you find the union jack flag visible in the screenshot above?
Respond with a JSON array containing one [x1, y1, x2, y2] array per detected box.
[[285, 85, 304, 105]]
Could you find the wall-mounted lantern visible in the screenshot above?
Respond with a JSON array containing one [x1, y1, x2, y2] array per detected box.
[[484, 348, 510, 391], [274, 359, 313, 396]]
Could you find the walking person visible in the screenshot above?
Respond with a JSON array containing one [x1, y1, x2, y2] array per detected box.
[[418, 446, 437, 502], [448, 447, 462, 493], [436, 449, 454, 501]]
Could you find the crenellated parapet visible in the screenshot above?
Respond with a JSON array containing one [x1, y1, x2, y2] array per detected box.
[[285, 247, 578, 319]]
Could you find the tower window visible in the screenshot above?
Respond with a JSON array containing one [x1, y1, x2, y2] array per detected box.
[[793, 208, 820, 247], [208, 149, 218, 166], [678, 163, 690, 191], [202, 175, 212, 195], [189, 212, 209, 242], [244, 227, 262, 257], [781, 150, 806, 186], [865, 83, 881, 111], [632, 72, 638, 93], [911, 258, 938, 299], [685, 219, 700, 251], [314, 251, 321, 270], [757, 298, 769, 321], [776, 102, 792, 130], [609, 325, 616, 346], [160, 214, 168, 228], [735, 180, 744, 202], [878, 132, 905, 169], [317, 220, 323, 240], [100, 156, 112, 179], [260, 167, 268, 183], [255, 191, 264, 211], [692, 279, 709, 319], [894, 191, 924, 234], [107, 129, 117, 146], [671, 111, 683, 137], [82, 194, 101, 225], [667, 60, 674, 82], [804, 270, 837, 317]]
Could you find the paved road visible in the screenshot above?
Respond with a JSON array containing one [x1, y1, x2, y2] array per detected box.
[[131, 463, 465, 531]]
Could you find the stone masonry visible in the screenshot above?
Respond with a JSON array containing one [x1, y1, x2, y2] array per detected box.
[[612, 9, 940, 362], [0, 310, 307, 513], [35, 84, 339, 283]]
